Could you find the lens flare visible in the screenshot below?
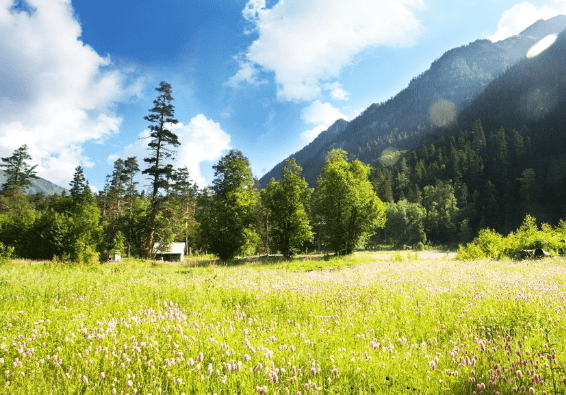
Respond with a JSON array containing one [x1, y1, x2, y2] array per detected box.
[[429, 99, 457, 127], [379, 147, 404, 167], [526, 34, 558, 58], [519, 87, 557, 120]]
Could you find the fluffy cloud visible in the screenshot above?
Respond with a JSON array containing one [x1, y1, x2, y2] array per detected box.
[[110, 115, 232, 187], [300, 100, 348, 143], [0, 0, 140, 186], [488, 1, 566, 42], [233, 0, 424, 101]]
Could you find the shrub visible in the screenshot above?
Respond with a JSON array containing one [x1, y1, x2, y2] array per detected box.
[[457, 242, 486, 260], [0, 242, 14, 265], [458, 215, 566, 260]]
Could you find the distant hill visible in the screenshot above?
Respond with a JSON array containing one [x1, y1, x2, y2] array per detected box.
[[259, 15, 566, 186], [0, 170, 67, 195]]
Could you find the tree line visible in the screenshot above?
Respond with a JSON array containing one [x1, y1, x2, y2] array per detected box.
[[0, 82, 386, 262], [2, 81, 560, 262]]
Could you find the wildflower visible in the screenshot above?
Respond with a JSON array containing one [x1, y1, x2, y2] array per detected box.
[[127, 380, 133, 387], [331, 368, 338, 377], [176, 378, 183, 385], [82, 375, 89, 384], [256, 386, 268, 394], [529, 388, 535, 394], [100, 372, 106, 379], [269, 371, 279, 383]]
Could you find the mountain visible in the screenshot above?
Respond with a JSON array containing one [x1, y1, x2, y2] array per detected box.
[[0, 170, 67, 195], [375, 27, 566, 236], [453, 27, 566, 162], [259, 16, 566, 187], [519, 15, 566, 38]]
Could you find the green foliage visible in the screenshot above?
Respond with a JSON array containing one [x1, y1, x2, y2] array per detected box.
[[0, 241, 14, 264], [458, 214, 566, 260], [197, 150, 258, 260], [0, 191, 38, 256], [24, 188, 102, 262], [112, 231, 126, 252], [385, 200, 426, 247], [504, 215, 565, 256], [140, 82, 181, 257], [69, 166, 87, 198], [314, 149, 386, 255], [0, 144, 38, 192], [142, 81, 180, 200], [422, 180, 459, 243], [261, 159, 313, 257], [458, 228, 505, 260]]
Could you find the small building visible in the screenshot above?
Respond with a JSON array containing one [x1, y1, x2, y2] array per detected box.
[[153, 242, 186, 262]]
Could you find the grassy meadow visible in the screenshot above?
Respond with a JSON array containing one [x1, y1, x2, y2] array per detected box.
[[1, 252, 566, 394]]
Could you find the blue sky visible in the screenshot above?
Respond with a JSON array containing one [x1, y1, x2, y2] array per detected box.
[[1, 0, 566, 190]]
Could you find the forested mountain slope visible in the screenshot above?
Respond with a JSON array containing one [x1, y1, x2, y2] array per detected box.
[[0, 170, 66, 195], [260, 16, 566, 187], [372, 28, 566, 242]]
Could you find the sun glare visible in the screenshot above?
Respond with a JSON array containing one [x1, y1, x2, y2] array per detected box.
[[526, 34, 558, 58], [429, 99, 457, 127]]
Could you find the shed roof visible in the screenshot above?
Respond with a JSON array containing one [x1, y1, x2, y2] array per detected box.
[[153, 242, 185, 254]]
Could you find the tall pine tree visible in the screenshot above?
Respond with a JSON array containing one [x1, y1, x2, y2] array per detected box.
[[0, 144, 37, 193], [142, 81, 180, 256]]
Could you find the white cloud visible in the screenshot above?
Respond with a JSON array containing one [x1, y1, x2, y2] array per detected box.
[[0, 0, 140, 186], [233, 0, 425, 101], [225, 59, 266, 89], [110, 115, 232, 188], [323, 82, 350, 101], [300, 100, 348, 143], [488, 1, 566, 42]]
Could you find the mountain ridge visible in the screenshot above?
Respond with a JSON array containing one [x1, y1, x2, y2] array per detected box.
[[0, 170, 67, 195], [259, 15, 566, 187]]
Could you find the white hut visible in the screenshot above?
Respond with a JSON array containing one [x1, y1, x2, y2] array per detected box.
[[153, 242, 186, 262]]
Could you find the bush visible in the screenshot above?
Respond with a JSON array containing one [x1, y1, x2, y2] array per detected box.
[[457, 242, 486, 260], [474, 228, 506, 259], [458, 215, 566, 260], [76, 247, 100, 265], [505, 217, 563, 257], [0, 242, 14, 264]]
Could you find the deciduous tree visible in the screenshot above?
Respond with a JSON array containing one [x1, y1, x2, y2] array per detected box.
[[197, 150, 258, 260], [314, 149, 386, 255], [261, 159, 313, 258]]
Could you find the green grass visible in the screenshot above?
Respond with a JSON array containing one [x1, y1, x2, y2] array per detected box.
[[1, 253, 566, 394]]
